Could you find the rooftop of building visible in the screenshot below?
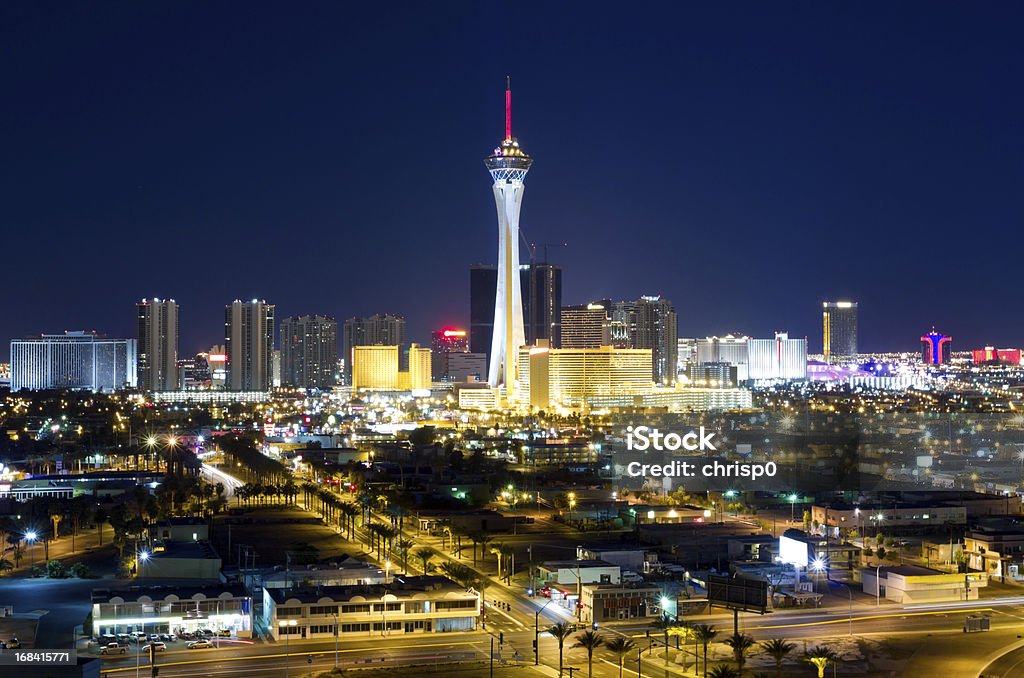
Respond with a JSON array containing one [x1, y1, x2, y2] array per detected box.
[[265, 576, 470, 604], [92, 583, 248, 604], [152, 540, 219, 560], [154, 517, 208, 527], [538, 560, 618, 570], [867, 565, 944, 577]]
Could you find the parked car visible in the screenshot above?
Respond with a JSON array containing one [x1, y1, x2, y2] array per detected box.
[[5, 637, 21, 649], [100, 643, 127, 655], [142, 642, 166, 653], [186, 640, 213, 650], [217, 629, 232, 637], [147, 634, 160, 642], [196, 628, 214, 638], [158, 633, 177, 642]]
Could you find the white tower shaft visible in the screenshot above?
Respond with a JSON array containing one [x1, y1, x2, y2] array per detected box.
[[487, 178, 527, 390]]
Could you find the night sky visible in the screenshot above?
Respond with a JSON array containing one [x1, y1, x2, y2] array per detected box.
[[3, 2, 1023, 359]]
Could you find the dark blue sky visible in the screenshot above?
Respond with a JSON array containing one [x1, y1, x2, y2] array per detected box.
[[3, 2, 1022, 357]]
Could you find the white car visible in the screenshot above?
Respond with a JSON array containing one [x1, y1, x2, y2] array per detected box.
[[186, 640, 213, 650], [142, 642, 166, 653], [100, 643, 127, 655]]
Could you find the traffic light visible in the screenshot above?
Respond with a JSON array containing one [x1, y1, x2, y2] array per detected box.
[[532, 640, 538, 650], [646, 630, 651, 639], [499, 632, 504, 645]]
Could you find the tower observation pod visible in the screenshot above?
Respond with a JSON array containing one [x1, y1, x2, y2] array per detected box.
[[485, 77, 533, 393]]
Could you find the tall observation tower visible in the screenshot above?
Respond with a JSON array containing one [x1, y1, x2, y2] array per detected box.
[[485, 77, 533, 392]]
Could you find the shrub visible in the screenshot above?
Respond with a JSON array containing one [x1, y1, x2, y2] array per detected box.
[[46, 559, 67, 578]]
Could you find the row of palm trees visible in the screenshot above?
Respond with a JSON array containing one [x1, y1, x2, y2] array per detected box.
[[648, 618, 839, 678], [235, 481, 299, 507], [544, 620, 838, 678]]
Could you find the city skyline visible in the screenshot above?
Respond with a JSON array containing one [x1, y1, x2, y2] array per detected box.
[[5, 7, 1024, 677], [4, 4, 1024, 357]]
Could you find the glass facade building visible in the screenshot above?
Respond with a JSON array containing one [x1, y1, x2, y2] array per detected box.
[[822, 301, 858, 361], [280, 315, 337, 388]]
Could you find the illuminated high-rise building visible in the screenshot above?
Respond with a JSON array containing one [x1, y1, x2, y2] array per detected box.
[[611, 296, 678, 385], [11, 331, 136, 392], [225, 299, 275, 391], [352, 344, 430, 391], [694, 335, 750, 382], [822, 301, 858, 362], [561, 303, 610, 349], [281, 315, 337, 389], [136, 298, 179, 392], [524, 262, 562, 348], [921, 330, 952, 366], [431, 327, 469, 381], [470, 263, 562, 360], [351, 345, 399, 391], [484, 77, 532, 392], [748, 332, 808, 380], [407, 344, 432, 391], [342, 314, 406, 379], [517, 344, 653, 409]]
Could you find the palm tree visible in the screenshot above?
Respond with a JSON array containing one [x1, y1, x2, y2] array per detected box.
[[724, 632, 756, 674], [397, 538, 414, 573], [573, 630, 605, 678], [413, 547, 435, 574], [707, 666, 741, 678], [0, 557, 12, 576], [467, 531, 484, 565], [692, 624, 718, 678], [804, 646, 838, 678], [760, 638, 795, 678], [604, 636, 635, 678], [339, 503, 359, 540], [548, 622, 575, 677], [651, 613, 676, 672]]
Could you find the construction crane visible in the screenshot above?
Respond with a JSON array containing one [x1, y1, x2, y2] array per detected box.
[[519, 232, 568, 265]]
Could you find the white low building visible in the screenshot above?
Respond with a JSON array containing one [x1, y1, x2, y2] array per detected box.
[[91, 585, 253, 638], [861, 565, 987, 603], [261, 575, 479, 640], [536, 560, 621, 586]]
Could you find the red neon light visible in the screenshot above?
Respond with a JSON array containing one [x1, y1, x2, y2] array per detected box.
[[505, 75, 512, 141], [442, 329, 466, 338]]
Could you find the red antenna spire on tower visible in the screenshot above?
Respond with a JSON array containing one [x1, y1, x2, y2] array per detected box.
[[505, 75, 512, 141]]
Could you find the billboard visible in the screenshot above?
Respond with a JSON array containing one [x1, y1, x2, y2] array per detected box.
[[779, 535, 810, 567], [707, 575, 769, 614]]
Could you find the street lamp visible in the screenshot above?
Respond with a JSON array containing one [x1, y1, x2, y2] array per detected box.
[[145, 436, 157, 470], [385, 560, 391, 583], [330, 612, 339, 669], [534, 599, 553, 665], [789, 494, 798, 522], [278, 619, 298, 678], [25, 531, 37, 572], [810, 557, 825, 593]]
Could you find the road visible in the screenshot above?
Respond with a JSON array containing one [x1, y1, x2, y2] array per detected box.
[[200, 463, 244, 498]]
